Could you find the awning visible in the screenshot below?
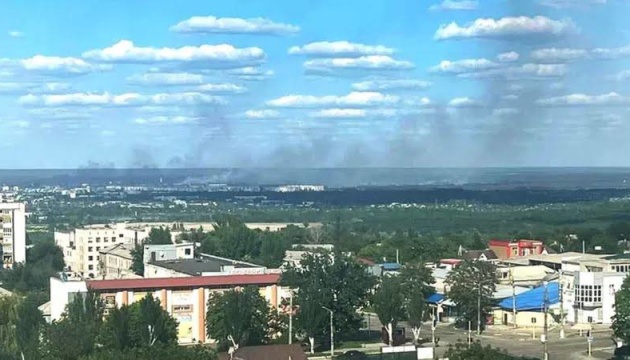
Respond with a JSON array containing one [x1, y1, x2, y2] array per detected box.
[[497, 282, 560, 311], [426, 293, 445, 304]]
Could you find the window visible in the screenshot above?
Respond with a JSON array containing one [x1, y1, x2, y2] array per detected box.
[[88, 247, 93, 252], [96, 247, 100, 251], [88, 265, 93, 270], [531, 317, 537, 324], [96, 237, 101, 243], [575, 284, 602, 303], [185, 248, 192, 256], [88, 256, 93, 261]]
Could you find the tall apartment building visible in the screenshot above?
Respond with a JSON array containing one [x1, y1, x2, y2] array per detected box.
[[0, 202, 26, 268], [55, 223, 147, 279]]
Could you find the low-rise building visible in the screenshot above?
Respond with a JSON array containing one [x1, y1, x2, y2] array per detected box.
[[99, 243, 137, 279], [143, 243, 195, 264], [489, 239, 545, 260], [144, 254, 271, 278], [49, 273, 288, 344]]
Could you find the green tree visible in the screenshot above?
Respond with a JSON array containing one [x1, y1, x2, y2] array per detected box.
[[445, 260, 498, 332], [292, 282, 328, 354], [99, 305, 133, 350], [281, 252, 375, 349], [41, 291, 104, 360], [372, 275, 406, 346], [206, 287, 272, 351], [400, 263, 435, 344], [129, 295, 177, 347], [0, 295, 20, 357], [16, 294, 45, 360], [613, 275, 630, 343]]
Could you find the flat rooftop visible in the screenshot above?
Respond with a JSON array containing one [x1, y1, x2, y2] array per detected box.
[[150, 257, 262, 276]]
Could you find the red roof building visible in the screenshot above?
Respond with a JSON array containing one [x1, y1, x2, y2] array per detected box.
[[488, 239, 544, 260], [51, 273, 286, 345]]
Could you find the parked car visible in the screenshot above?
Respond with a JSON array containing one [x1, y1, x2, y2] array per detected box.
[[338, 350, 368, 360]]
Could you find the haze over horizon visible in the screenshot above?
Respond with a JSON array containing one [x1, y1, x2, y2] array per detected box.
[[1, 0, 630, 169]]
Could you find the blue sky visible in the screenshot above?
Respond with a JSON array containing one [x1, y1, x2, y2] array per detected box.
[[1, 0, 630, 168]]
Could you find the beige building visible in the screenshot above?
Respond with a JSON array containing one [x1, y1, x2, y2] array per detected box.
[[99, 243, 138, 280], [55, 224, 145, 278], [50, 273, 289, 344], [0, 202, 26, 268]]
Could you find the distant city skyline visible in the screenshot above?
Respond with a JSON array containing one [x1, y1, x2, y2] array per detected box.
[[1, 0, 630, 168]]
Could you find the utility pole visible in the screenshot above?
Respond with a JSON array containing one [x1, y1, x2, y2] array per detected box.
[[468, 321, 472, 348], [543, 282, 549, 360], [559, 270, 565, 339], [288, 292, 293, 344], [510, 264, 516, 328], [477, 281, 482, 335], [322, 306, 334, 358]]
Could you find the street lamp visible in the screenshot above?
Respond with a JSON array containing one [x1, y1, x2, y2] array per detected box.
[[322, 306, 334, 358]]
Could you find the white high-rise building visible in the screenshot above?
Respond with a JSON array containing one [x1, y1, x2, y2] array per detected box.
[[54, 223, 148, 279], [0, 202, 26, 268]]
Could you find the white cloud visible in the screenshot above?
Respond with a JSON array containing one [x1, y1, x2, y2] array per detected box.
[[592, 45, 630, 60], [267, 91, 399, 108], [6, 120, 29, 128], [304, 56, 413, 74], [310, 108, 369, 118], [503, 94, 519, 101], [19, 92, 225, 107], [100, 130, 116, 136], [459, 63, 567, 79], [613, 70, 630, 81], [83, 40, 264, 67], [497, 51, 520, 63], [227, 67, 274, 81], [0, 82, 71, 95], [351, 79, 432, 91], [531, 48, 588, 62], [493, 108, 519, 116], [538, 0, 606, 8], [538, 92, 629, 106], [448, 97, 480, 107], [197, 83, 247, 94], [27, 107, 95, 120], [244, 109, 280, 119], [134, 116, 200, 125], [435, 16, 577, 40], [171, 16, 299, 35], [429, 0, 478, 11], [127, 72, 204, 85], [288, 41, 394, 57], [8, 30, 23, 38], [430, 58, 499, 73], [20, 56, 111, 75]]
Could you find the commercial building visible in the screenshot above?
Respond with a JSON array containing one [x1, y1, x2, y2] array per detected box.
[[50, 273, 288, 344], [489, 239, 545, 260], [144, 253, 271, 278]]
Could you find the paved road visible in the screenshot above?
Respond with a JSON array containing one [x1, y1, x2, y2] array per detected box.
[[363, 313, 616, 359]]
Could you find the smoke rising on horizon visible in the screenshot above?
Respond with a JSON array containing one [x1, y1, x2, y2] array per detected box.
[[137, 1, 628, 169]]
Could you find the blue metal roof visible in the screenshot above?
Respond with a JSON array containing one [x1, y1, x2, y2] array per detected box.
[[498, 282, 560, 312], [381, 263, 401, 271], [426, 293, 445, 304]]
